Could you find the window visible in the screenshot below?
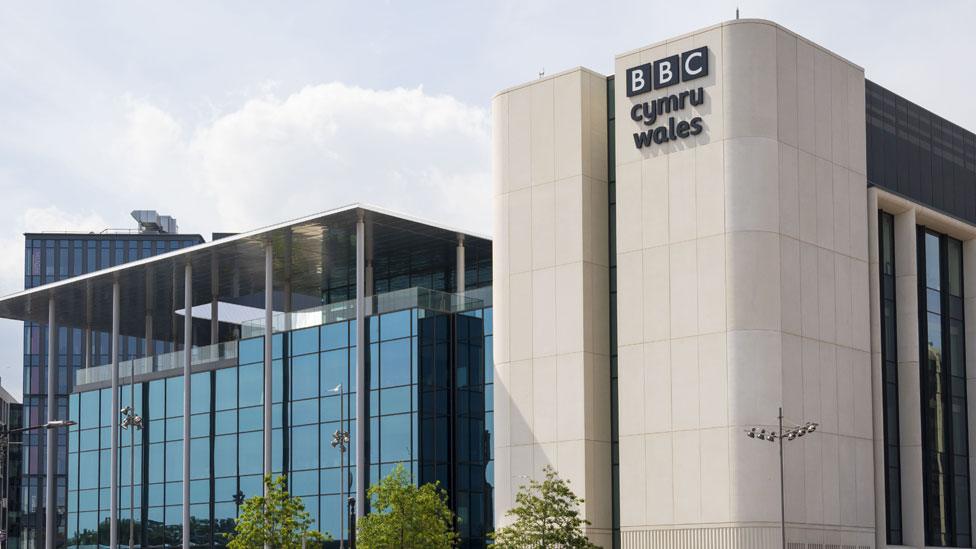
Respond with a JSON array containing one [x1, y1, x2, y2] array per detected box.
[[919, 227, 971, 547], [879, 211, 902, 545]]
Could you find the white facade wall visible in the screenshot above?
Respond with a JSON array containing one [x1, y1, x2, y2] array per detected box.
[[492, 68, 613, 545]]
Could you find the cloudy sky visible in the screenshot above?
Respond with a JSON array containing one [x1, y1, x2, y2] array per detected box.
[[1, 1, 974, 399]]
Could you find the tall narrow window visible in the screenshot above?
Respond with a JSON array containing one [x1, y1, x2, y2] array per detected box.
[[879, 211, 902, 544], [919, 227, 971, 547]]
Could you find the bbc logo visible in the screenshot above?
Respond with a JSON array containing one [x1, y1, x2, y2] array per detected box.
[[625, 46, 709, 97]]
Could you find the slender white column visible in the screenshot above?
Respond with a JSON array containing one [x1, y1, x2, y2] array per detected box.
[[182, 264, 192, 549], [894, 208, 923, 548], [355, 213, 366, 517], [45, 297, 56, 549], [264, 243, 273, 485], [110, 282, 120, 549], [867, 190, 886, 549], [456, 234, 465, 298]]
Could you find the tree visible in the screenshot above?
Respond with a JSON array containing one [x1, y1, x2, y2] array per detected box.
[[226, 474, 329, 549], [356, 463, 459, 548], [491, 466, 599, 549]]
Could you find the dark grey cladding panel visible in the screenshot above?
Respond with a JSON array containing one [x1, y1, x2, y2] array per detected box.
[[866, 80, 976, 223]]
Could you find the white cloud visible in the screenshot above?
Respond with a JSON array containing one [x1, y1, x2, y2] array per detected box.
[[104, 82, 492, 238]]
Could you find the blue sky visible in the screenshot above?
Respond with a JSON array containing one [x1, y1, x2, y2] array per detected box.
[[1, 1, 974, 399]]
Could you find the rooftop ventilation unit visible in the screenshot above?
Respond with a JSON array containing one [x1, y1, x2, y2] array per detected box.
[[130, 210, 179, 234]]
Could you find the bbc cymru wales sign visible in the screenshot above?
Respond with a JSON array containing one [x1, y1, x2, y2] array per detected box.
[[625, 46, 709, 149]]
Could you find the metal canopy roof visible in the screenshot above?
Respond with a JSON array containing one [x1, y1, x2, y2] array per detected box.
[[0, 204, 490, 340]]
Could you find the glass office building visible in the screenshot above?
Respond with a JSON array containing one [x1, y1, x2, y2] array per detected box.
[[21, 216, 204, 549], [0, 206, 493, 548]]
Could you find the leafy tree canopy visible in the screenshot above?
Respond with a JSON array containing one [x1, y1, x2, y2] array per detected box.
[[226, 474, 329, 549], [356, 463, 459, 549], [492, 466, 599, 549]]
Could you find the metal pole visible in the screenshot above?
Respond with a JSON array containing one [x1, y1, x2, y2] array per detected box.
[[339, 387, 345, 549], [45, 297, 56, 549], [779, 407, 785, 549], [111, 283, 120, 549], [264, 243, 273, 549], [355, 213, 366, 519], [183, 264, 192, 549]]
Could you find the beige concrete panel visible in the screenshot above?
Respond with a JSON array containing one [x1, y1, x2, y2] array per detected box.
[[669, 241, 698, 338], [832, 165, 851, 257], [492, 93, 510, 197], [531, 267, 556, 358], [554, 352, 586, 442], [815, 157, 834, 250], [847, 65, 867, 175], [851, 258, 871, 352], [615, 160, 643, 254], [508, 359, 534, 446], [849, 172, 869, 262], [508, 187, 533, 274], [553, 72, 583, 181], [699, 332, 728, 428], [800, 241, 820, 340], [582, 439, 612, 530], [532, 443, 557, 478], [818, 248, 836, 343], [645, 341, 672, 433], [783, 422, 806, 522], [834, 254, 852, 348], [532, 356, 557, 443], [618, 434, 646, 527], [494, 362, 511, 449], [697, 234, 727, 334], [700, 427, 731, 523], [508, 86, 532, 191], [797, 150, 818, 245], [852, 349, 873, 439], [695, 141, 725, 238], [642, 245, 670, 342], [673, 430, 702, 523], [671, 336, 700, 430], [727, 231, 781, 331], [645, 432, 675, 525], [782, 333, 804, 425], [583, 352, 612, 443], [582, 72, 609, 182], [668, 147, 697, 243], [493, 197, 511, 365], [819, 342, 838, 432], [803, 430, 825, 525], [617, 250, 644, 346], [494, 444, 512, 525], [829, 59, 850, 169], [617, 344, 645, 438], [583, 175, 610, 267], [642, 155, 670, 248], [813, 47, 833, 161], [780, 236, 802, 336], [728, 330, 782, 426], [554, 176, 584, 265], [776, 28, 798, 147], [779, 143, 799, 238], [821, 433, 840, 527], [585, 261, 611, 356], [723, 22, 777, 140], [855, 437, 875, 528], [724, 137, 780, 233], [836, 346, 854, 436], [900, 442, 924, 547], [802, 337, 822, 427], [838, 436, 857, 525], [730, 422, 780, 523], [531, 182, 556, 270], [555, 262, 584, 355], [509, 272, 533, 362], [529, 79, 555, 185], [796, 38, 816, 155]]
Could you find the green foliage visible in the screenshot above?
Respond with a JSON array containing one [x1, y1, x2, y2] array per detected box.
[[491, 466, 599, 549], [226, 474, 329, 549], [356, 463, 459, 548]]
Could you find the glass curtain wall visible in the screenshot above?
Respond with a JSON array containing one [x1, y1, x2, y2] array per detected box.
[[878, 211, 902, 544], [918, 228, 971, 547]]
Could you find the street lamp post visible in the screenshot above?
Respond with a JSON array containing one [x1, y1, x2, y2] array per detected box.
[[0, 420, 76, 549], [330, 385, 350, 549], [743, 407, 818, 549], [120, 406, 143, 549]]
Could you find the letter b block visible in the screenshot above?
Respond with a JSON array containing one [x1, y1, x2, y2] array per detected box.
[[626, 64, 652, 97]]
